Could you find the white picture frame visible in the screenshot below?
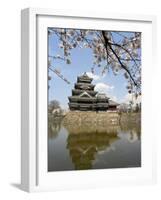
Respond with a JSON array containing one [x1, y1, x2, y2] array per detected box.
[[21, 8, 157, 192]]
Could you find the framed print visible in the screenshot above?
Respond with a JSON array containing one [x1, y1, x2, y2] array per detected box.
[[21, 8, 157, 192]]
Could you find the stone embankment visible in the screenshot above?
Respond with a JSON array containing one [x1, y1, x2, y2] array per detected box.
[[120, 112, 141, 124], [63, 111, 120, 126]]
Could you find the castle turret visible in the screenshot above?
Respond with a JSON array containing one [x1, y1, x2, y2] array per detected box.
[[68, 72, 118, 111]]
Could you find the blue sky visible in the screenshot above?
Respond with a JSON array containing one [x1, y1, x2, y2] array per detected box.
[[48, 29, 136, 110]]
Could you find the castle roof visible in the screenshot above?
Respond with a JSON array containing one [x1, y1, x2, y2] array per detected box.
[[96, 93, 109, 99], [77, 72, 93, 83], [78, 72, 90, 79]]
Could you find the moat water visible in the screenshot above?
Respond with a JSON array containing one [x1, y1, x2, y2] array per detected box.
[[48, 116, 141, 171]]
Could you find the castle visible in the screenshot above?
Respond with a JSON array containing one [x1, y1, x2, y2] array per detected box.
[[68, 73, 119, 111]]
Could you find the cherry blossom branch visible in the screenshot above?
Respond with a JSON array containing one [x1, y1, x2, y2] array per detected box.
[[102, 31, 138, 87]]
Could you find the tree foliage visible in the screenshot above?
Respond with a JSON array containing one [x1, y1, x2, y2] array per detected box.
[[48, 28, 141, 97]]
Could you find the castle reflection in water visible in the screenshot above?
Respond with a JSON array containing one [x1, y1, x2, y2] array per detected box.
[[48, 116, 141, 171]]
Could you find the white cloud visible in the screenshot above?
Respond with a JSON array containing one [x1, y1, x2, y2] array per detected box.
[[110, 95, 118, 102], [86, 72, 100, 81], [95, 82, 114, 93], [94, 82, 119, 102]]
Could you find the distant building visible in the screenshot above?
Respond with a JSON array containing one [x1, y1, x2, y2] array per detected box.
[[68, 72, 119, 111]]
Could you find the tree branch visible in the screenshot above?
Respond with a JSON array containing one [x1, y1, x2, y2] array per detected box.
[[101, 31, 138, 87]]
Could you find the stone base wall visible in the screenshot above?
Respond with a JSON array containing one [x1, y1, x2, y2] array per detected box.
[[120, 113, 141, 124], [63, 111, 120, 126]]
